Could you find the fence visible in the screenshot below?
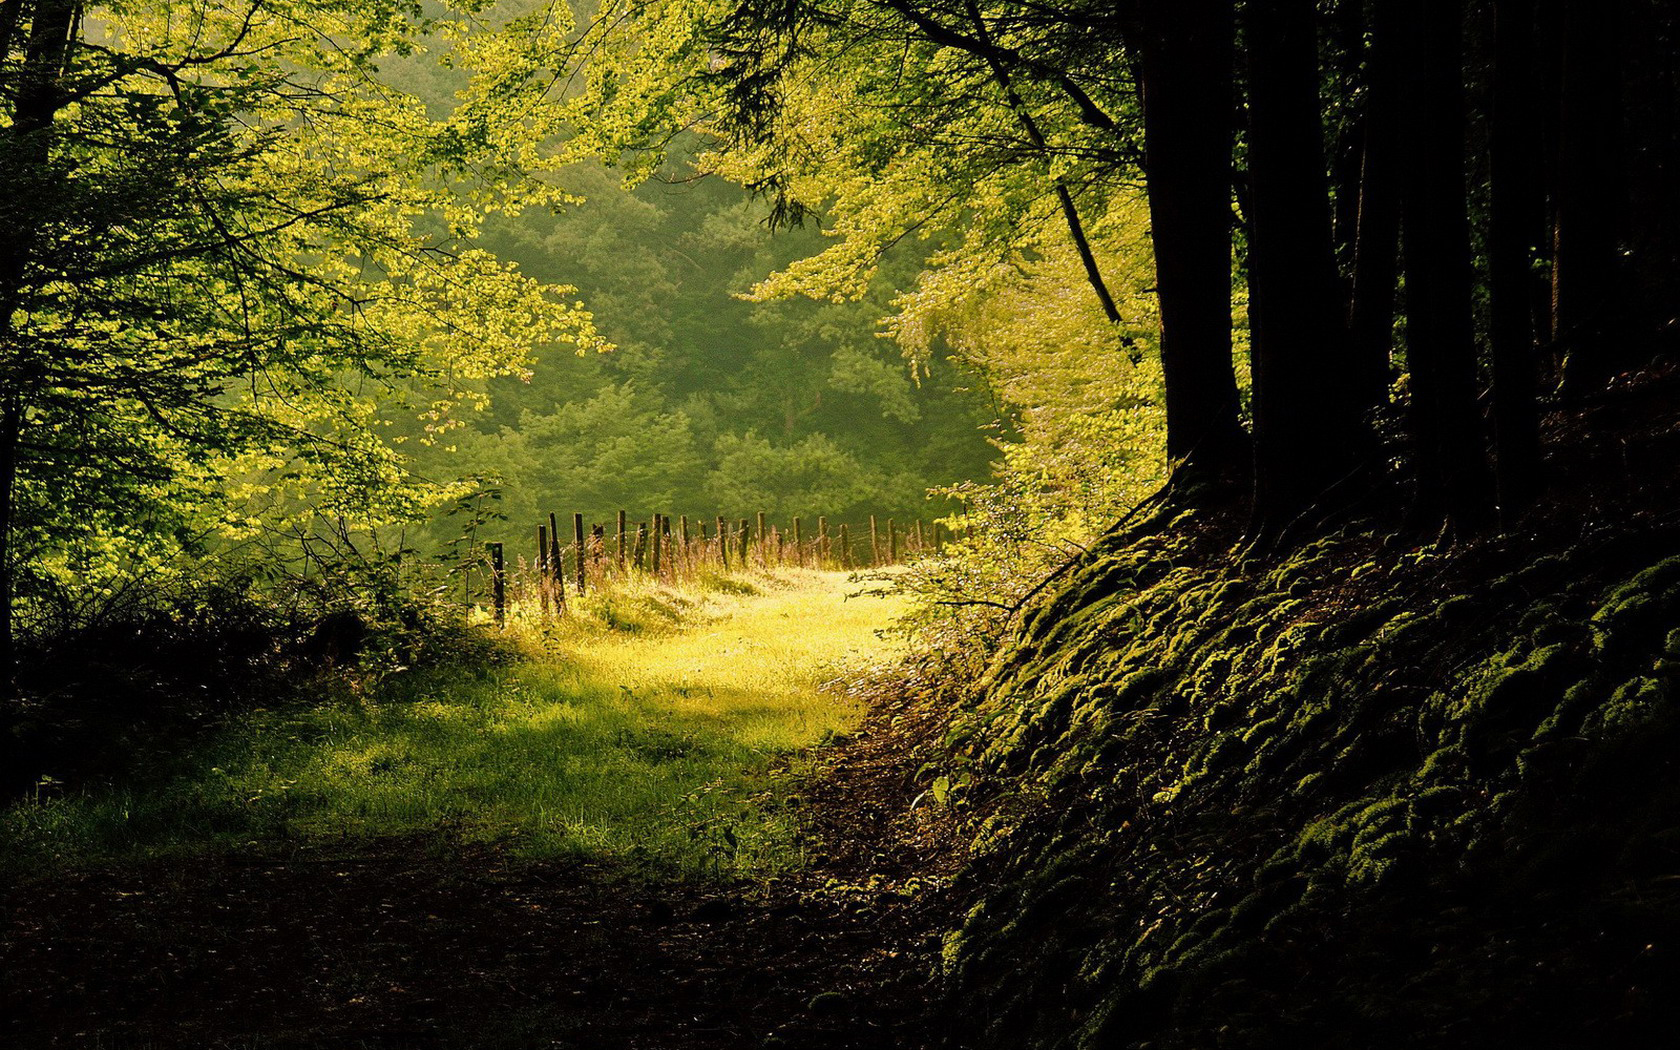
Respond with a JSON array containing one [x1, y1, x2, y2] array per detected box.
[[481, 511, 948, 625]]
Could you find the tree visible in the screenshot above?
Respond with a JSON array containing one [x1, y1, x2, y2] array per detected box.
[[1346, 0, 1404, 417], [1396, 0, 1493, 529], [1243, 0, 1367, 535], [1129, 0, 1250, 484], [1553, 0, 1628, 393], [0, 1, 601, 693], [1488, 0, 1544, 518]]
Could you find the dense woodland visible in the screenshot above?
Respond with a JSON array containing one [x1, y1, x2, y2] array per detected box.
[[4, 0, 1680, 1047]]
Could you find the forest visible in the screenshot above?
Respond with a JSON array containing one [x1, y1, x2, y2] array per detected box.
[[3, 0, 1678, 1048]]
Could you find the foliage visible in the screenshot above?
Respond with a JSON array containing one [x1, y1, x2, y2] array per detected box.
[[0, 0, 603, 650]]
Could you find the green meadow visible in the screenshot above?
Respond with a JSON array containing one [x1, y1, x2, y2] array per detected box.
[[4, 570, 903, 879]]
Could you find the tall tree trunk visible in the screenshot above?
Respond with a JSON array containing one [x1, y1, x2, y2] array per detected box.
[[1347, 0, 1403, 416], [0, 0, 81, 702], [1489, 0, 1544, 518], [1328, 0, 1368, 274], [1244, 0, 1366, 535], [0, 395, 19, 703], [1134, 0, 1250, 487], [1553, 0, 1627, 393], [1398, 0, 1493, 530]]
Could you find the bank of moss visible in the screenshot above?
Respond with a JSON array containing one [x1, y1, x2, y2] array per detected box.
[[941, 509, 1680, 1048]]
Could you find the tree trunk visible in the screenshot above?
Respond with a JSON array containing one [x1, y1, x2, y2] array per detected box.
[[1489, 0, 1544, 519], [1244, 0, 1366, 535], [1329, 0, 1368, 274], [0, 0, 81, 703], [1398, 0, 1493, 530], [1135, 0, 1251, 488], [1553, 0, 1627, 393], [1347, 0, 1404, 416], [0, 395, 19, 702]]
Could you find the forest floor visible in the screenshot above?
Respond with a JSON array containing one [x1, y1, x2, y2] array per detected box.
[[3, 572, 963, 1049]]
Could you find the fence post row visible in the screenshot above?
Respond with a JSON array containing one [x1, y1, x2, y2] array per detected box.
[[485, 511, 967, 623]]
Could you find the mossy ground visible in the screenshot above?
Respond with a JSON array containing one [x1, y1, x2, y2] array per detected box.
[[940, 505, 1680, 1048]]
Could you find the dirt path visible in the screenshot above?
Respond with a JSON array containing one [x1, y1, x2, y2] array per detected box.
[[3, 687, 961, 1049]]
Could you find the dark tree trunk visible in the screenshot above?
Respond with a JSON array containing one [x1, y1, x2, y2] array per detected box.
[[1398, 0, 1493, 530], [1244, 0, 1366, 535], [1328, 0, 1368, 274], [1347, 0, 1404, 416], [1133, 0, 1250, 487], [0, 396, 18, 702], [0, 0, 81, 701], [1553, 0, 1627, 393], [1489, 0, 1544, 519]]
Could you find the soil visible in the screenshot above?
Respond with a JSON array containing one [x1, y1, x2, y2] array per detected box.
[[2, 689, 963, 1050]]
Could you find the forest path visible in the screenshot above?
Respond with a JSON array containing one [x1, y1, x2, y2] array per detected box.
[[4, 573, 960, 1049]]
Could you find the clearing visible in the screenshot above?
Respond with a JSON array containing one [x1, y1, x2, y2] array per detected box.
[[2, 570, 959, 1049]]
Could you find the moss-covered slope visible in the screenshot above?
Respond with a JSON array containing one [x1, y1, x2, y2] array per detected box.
[[942, 511, 1680, 1048]]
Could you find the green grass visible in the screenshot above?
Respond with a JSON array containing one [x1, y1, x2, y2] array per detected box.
[[4, 569, 904, 879]]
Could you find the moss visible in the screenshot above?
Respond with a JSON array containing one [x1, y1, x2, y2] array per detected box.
[[944, 522, 1680, 1050]]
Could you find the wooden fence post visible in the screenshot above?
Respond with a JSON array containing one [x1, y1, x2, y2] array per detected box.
[[755, 511, 767, 566], [933, 521, 944, 553], [888, 518, 898, 564], [573, 513, 587, 594], [818, 517, 829, 567], [869, 515, 880, 567], [617, 510, 627, 570], [680, 515, 690, 567], [717, 515, 729, 569], [651, 515, 662, 576], [489, 542, 505, 626], [914, 519, 925, 553], [791, 517, 802, 567], [561, 510, 574, 611], [839, 523, 852, 569], [537, 524, 551, 616], [738, 518, 750, 566]]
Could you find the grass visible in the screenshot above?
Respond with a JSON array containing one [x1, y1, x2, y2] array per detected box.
[[3, 568, 904, 879]]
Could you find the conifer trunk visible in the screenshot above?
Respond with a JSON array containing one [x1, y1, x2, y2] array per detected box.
[[1398, 0, 1494, 530], [1489, 0, 1544, 518], [1244, 0, 1366, 535], [1134, 0, 1249, 486], [1347, 0, 1404, 416], [1553, 0, 1627, 392], [0, 0, 82, 701]]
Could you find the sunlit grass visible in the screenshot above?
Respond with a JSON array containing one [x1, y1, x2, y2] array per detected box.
[[3, 570, 903, 879]]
